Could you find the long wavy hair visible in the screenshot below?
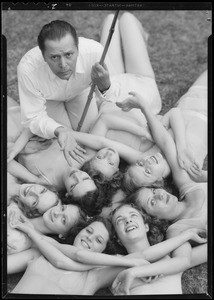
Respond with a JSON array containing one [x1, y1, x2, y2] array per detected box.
[[122, 166, 179, 197], [62, 167, 124, 216], [63, 215, 117, 254], [109, 202, 169, 255]]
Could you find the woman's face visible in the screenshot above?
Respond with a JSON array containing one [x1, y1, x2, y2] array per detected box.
[[91, 147, 120, 178], [43, 203, 80, 234], [112, 205, 149, 246], [127, 152, 170, 187], [19, 184, 60, 214], [136, 187, 178, 219], [73, 221, 109, 252], [64, 168, 97, 198]]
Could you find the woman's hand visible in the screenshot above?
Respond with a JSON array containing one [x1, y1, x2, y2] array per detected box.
[[187, 164, 207, 183], [10, 214, 34, 233], [112, 267, 163, 295], [112, 268, 135, 295], [177, 147, 196, 171], [185, 228, 207, 244], [116, 91, 147, 112]]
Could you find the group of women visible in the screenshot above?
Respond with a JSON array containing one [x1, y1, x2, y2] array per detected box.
[[7, 12, 208, 295]]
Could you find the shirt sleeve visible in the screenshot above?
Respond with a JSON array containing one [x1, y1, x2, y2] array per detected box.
[[17, 65, 63, 139], [95, 79, 121, 106]]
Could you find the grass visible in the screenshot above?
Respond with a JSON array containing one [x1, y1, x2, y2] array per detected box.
[[2, 7, 211, 297]]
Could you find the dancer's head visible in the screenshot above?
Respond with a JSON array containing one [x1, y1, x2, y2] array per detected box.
[[123, 153, 171, 194]]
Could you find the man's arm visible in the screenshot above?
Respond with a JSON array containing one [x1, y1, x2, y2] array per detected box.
[[18, 67, 63, 139]]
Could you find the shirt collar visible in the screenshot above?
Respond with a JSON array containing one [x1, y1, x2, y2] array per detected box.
[[46, 63, 58, 81], [75, 54, 85, 74]]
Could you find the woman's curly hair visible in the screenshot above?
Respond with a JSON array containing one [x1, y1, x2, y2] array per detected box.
[[110, 202, 169, 255], [62, 168, 124, 216], [81, 159, 123, 186], [122, 165, 179, 197], [62, 215, 117, 254]]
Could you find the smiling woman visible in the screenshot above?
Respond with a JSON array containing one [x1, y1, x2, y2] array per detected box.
[[18, 184, 60, 216], [8, 173, 60, 218], [7, 200, 86, 267]]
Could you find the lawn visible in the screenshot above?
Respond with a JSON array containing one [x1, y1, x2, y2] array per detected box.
[[2, 4, 212, 297]]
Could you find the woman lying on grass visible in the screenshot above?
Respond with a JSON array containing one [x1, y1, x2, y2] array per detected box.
[[7, 200, 85, 258], [10, 203, 206, 295], [110, 86, 208, 294]]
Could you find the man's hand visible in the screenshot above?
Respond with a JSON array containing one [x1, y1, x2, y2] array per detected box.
[[54, 127, 86, 166], [91, 62, 111, 92]]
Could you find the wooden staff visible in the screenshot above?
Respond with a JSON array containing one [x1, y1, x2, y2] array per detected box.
[[77, 10, 120, 132]]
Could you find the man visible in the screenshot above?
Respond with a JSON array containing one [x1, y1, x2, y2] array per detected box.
[[18, 20, 114, 166]]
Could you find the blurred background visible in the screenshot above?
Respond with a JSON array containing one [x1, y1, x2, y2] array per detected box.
[[2, 4, 212, 296]]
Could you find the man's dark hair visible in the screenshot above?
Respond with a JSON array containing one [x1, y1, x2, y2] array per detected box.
[[37, 20, 78, 54]]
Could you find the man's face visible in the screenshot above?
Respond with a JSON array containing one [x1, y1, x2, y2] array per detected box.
[[43, 33, 78, 80]]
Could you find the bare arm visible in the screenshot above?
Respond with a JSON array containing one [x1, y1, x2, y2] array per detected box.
[[141, 228, 207, 262], [7, 128, 34, 163], [11, 217, 97, 272], [72, 131, 145, 164], [75, 249, 148, 268], [91, 113, 153, 141], [112, 241, 193, 295], [165, 107, 197, 170], [7, 159, 43, 184], [74, 228, 206, 268], [116, 92, 192, 189], [7, 248, 41, 274]]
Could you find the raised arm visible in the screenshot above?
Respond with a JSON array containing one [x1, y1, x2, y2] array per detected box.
[[116, 92, 192, 189], [72, 131, 145, 164], [11, 216, 97, 272], [90, 113, 153, 141]]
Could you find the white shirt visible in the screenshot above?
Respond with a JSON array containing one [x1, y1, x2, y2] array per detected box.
[[17, 37, 113, 138]]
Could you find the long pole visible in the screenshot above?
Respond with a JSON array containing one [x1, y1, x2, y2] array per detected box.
[[77, 10, 120, 132]]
